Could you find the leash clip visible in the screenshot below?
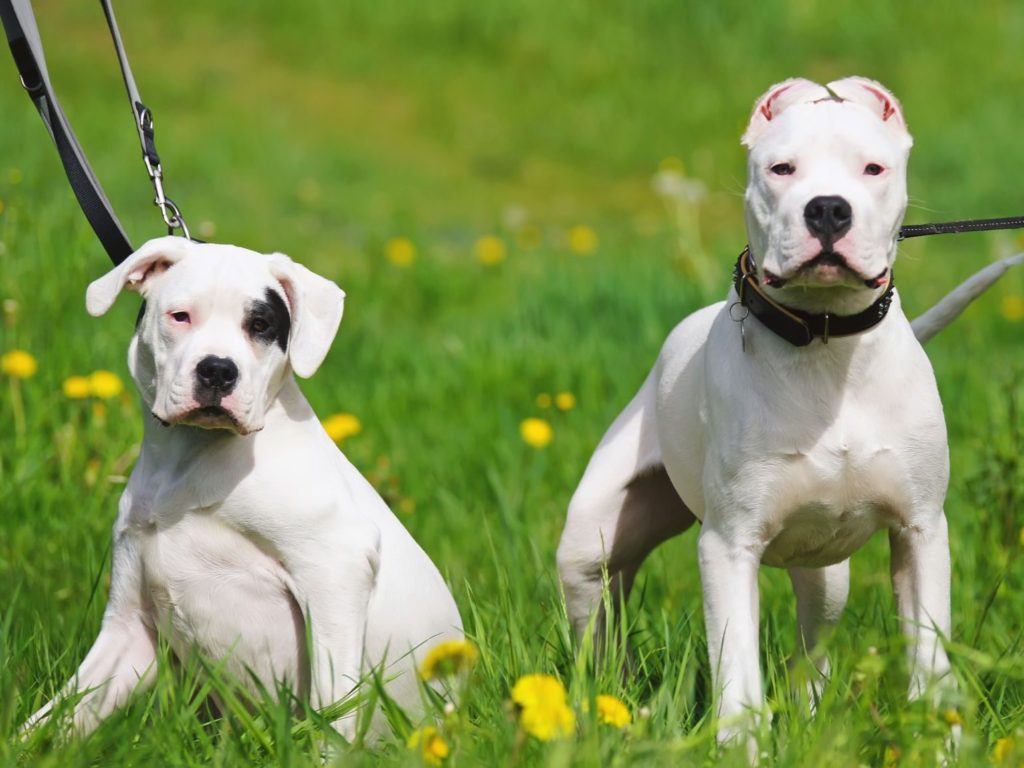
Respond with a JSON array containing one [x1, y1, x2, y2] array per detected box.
[[138, 109, 190, 240]]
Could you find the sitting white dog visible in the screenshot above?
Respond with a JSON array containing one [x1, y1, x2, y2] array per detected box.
[[557, 76, 1023, 745], [24, 236, 463, 739]]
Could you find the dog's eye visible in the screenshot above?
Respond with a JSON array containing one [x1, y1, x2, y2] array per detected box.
[[864, 163, 885, 176], [250, 318, 270, 334], [170, 311, 190, 324], [770, 162, 795, 176]]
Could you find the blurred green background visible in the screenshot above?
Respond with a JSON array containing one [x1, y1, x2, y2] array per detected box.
[[2, 1, 1024, 765]]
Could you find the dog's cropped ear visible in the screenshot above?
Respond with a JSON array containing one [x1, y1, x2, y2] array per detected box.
[[827, 76, 912, 145], [741, 78, 825, 148], [268, 253, 345, 379], [86, 236, 192, 317]]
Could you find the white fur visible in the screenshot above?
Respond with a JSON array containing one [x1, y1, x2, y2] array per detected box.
[[558, 77, 1019, 749], [26, 238, 463, 740]]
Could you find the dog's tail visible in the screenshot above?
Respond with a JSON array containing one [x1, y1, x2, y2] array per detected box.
[[911, 252, 1024, 343]]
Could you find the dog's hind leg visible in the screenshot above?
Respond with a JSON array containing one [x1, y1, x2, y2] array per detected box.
[[788, 560, 850, 705], [557, 372, 697, 642]]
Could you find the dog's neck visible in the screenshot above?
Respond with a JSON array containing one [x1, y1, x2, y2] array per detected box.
[[733, 248, 897, 348]]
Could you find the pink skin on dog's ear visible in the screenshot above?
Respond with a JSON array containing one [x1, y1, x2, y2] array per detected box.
[[741, 78, 825, 148], [86, 236, 193, 317], [827, 76, 911, 137]]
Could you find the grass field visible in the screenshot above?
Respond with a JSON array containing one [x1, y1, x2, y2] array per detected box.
[[2, 1, 1024, 765]]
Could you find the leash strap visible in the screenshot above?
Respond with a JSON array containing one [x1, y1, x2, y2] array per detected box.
[[0, 0, 132, 264], [898, 215, 1024, 240], [99, 0, 190, 241], [1, 0, 191, 266]]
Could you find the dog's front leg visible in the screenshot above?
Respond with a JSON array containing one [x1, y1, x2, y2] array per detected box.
[[22, 538, 156, 736], [698, 525, 764, 751], [889, 513, 953, 700], [285, 521, 381, 742]]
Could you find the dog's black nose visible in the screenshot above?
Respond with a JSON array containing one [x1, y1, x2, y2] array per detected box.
[[196, 356, 238, 394], [804, 195, 852, 244]]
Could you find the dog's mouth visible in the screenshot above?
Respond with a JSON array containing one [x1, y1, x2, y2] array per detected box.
[[763, 251, 889, 289], [159, 405, 250, 434]]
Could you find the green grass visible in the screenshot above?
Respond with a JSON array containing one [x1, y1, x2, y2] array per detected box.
[[2, 0, 1024, 764]]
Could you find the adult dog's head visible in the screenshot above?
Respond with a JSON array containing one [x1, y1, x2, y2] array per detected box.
[[742, 76, 912, 315], [86, 237, 345, 435]]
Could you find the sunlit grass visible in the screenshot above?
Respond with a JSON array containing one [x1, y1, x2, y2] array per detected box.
[[2, 0, 1024, 765]]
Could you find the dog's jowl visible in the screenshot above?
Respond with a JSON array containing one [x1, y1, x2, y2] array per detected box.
[[557, 77, 986, 749], [23, 237, 464, 740]]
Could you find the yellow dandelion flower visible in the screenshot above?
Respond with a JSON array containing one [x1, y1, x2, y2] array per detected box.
[[554, 392, 576, 411], [1001, 295, 1024, 322], [520, 418, 553, 449], [407, 725, 450, 766], [567, 225, 598, 255], [386, 237, 417, 267], [942, 708, 961, 727], [520, 700, 575, 741], [535, 393, 552, 409], [88, 370, 124, 399], [475, 235, 506, 266], [420, 639, 479, 680], [993, 735, 1015, 764], [1, 349, 37, 379], [595, 694, 631, 728], [322, 412, 362, 443], [511, 674, 574, 741], [63, 375, 91, 399], [512, 673, 567, 710]]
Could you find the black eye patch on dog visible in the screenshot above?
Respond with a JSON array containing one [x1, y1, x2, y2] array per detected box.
[[244, 288, 290, 351]]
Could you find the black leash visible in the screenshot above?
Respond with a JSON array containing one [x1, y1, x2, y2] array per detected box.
[[898, 215, 1024, 240], [0, 0, 190, 266]]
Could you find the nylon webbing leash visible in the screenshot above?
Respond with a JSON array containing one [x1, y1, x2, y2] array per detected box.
[[0, 0, 191, 266], [898, 215, 1024, 240]]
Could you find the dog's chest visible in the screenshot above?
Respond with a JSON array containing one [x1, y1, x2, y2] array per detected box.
[[712, 370, 946, 568], [754, 421, 904, 567], [131, 511, 308, 694]]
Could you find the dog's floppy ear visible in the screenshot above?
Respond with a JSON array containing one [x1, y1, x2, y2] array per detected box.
[[741, 78, 825, 148], [86, 236, 191, 317], [268, 253, 345, 379], [827, 76, 912, 145]]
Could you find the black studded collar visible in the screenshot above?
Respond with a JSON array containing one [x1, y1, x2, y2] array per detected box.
[[731, 247, 895, 347]]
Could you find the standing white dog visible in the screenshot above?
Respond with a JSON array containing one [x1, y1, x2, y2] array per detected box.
[[557, 77, 1023, 743], [24, 237, 463, 739]]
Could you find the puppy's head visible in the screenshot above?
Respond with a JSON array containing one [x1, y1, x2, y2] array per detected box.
[[741, 77, 912, 314], [86, 237, 345, 435]]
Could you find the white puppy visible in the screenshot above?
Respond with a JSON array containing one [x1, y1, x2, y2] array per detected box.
[[24, 237, 463, 739], [557, 76, 1022, 744]]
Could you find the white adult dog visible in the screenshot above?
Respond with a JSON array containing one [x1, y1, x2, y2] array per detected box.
[[557, 76, 1023, 742], [24, 237, 464, 739]]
